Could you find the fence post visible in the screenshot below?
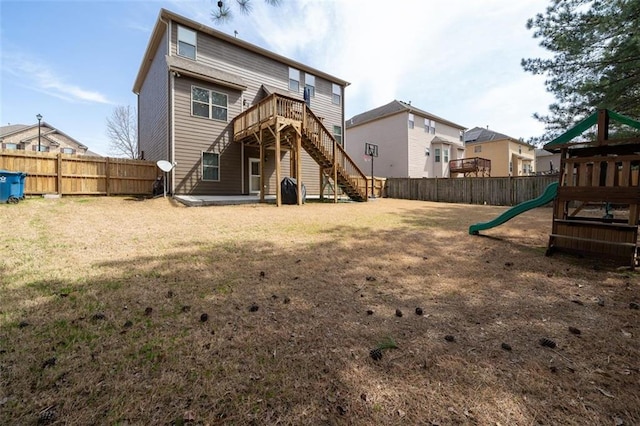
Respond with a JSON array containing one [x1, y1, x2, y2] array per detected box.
[[57, 153, 63, 195], [106, 157, 111, 196]]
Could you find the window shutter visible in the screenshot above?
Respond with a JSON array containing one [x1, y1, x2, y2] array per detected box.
[[1, 143, 4, 149], [32, 145, 37, 151], [72, 149, 76, 154]]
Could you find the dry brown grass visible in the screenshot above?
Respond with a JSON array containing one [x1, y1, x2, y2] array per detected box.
[[1, 196, 639, 425]]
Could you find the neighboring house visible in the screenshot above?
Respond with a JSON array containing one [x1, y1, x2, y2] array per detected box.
[[0, 122, 92, 155], [535, 148, 561, 174], [464, 127, 535, 177], [133, 9, 365, 201], [345, 100, 466, 178]]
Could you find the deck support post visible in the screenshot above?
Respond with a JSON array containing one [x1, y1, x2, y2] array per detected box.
[[259, 129, 265, 203], [333, 138, 338, 203], [296, 131, 303, 205], [275, 121, 282, 207]]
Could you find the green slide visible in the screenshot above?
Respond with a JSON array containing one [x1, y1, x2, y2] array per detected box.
[[469, 182, 558, 235]]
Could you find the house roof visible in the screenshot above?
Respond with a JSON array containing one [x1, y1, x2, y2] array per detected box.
[[464, 127, 515, 144], [346, 100, 466, 130], [432, 135, 463, 145], [166, 55, 247, 90], [0, 122, 88, 149], [0, 124, 30, 137], [133, 8, 350, 94], [535, 148, 556, 158]]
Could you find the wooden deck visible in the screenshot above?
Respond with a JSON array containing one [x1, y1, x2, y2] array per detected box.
[[449, 157, 491, 177], [233, 94, 368, 205]]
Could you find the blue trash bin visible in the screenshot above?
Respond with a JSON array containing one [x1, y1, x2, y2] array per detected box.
[[0, 170, 24, 204]]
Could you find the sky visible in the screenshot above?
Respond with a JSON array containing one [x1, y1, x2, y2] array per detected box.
[[0, 0, 555, 156]]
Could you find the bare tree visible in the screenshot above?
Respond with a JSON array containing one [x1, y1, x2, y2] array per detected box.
[[212, 0, 281, 24], [106, 105, 138, 159]]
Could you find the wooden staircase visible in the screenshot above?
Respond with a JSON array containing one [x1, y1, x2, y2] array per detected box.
[[233, 93, 368, 202], [300, 107, 367, 201]]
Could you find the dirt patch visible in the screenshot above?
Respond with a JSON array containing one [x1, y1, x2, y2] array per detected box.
[[0, 196, 638, 425]]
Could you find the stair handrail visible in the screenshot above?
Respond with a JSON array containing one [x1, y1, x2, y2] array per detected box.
[[301, 104, 369, 199]]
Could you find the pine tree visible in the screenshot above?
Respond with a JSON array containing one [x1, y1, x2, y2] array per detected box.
[[212, 0, 281, 24], [522, 0, 640, 142]]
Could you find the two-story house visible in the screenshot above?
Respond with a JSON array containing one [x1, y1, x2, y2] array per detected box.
[[345, 100, 466, 178], [535, 148, 561, 174], [464, 127, 535, 177], [0, 122, 91, 155], [133, 9, 367, 205]]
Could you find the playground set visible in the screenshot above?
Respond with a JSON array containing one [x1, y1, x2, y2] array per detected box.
[[470, 109, 640, 268]]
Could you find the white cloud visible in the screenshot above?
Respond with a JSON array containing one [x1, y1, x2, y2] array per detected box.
[[2, 52, 113, 105], [230, 0, 554, 140]]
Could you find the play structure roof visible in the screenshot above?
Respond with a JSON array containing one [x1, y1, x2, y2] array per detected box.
[[543, 109, 640, 153]]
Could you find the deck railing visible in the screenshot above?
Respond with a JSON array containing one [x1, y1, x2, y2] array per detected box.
[[449, 157, 491, 174]]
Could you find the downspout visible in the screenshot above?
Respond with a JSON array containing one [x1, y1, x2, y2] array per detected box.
[[170, 71, 176, 195], [164, 17, 176, 195]]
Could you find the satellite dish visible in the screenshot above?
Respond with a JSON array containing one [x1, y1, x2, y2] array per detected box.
[[156, 160, 175, 198], [157, 160, 174, 172]]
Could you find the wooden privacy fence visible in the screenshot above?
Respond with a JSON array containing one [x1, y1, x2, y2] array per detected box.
[[0, 150, 159, 196], [352, 176, 386, 198], [385, 175, 559, 206]]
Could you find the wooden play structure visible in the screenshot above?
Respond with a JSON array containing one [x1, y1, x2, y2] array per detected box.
[[544, 109, 640, 267]]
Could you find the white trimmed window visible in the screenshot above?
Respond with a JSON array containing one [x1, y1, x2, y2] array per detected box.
[[177, 26, 197, 60], [34, 145, 49, 152], [61, 147, 75, 154], [332, 83, 341, 105], [435, 148, 441, 163], [192, 86, 228, 121], [408, 114, 415, 129], [289, 68, 300, 92], [459, 130, 464, 141], [444, 148, 449, 163], [333, 125, 342, 145], [3, 143, 18, 150], [474, 145, 482, 153], [203, 152, 220, 181], [305, 74, 315, 97], [424, 119, 435, 134]]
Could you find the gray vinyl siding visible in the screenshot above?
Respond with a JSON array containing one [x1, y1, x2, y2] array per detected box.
[[173, 76, 243, 194], [138, 28, 169, 162], [169, 20, 344, 194]]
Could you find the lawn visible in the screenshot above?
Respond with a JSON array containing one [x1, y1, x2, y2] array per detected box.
[[1, 196, 638, 425]]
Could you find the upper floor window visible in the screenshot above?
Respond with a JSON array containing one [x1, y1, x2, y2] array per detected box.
[[459, 130, 464, 141], [443, 148, 449, 163], [61, 147, 75, 154], [435, 148, 441, 163], [424, 119, 436, 134], [289, 68, 300, 92], [408, 114, 415, 129], [332, 83, 341, 105], [202, 152, 220, 181], [305, 74, 315, 97], [333, 125, 342, 145], [474, 145, 481, 153], [518, 147, 522, 154], [192, 86, 228, 121], [34, 145, 49, 152], [177, 26, 197, 60], [2, 143, 18, 150]]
